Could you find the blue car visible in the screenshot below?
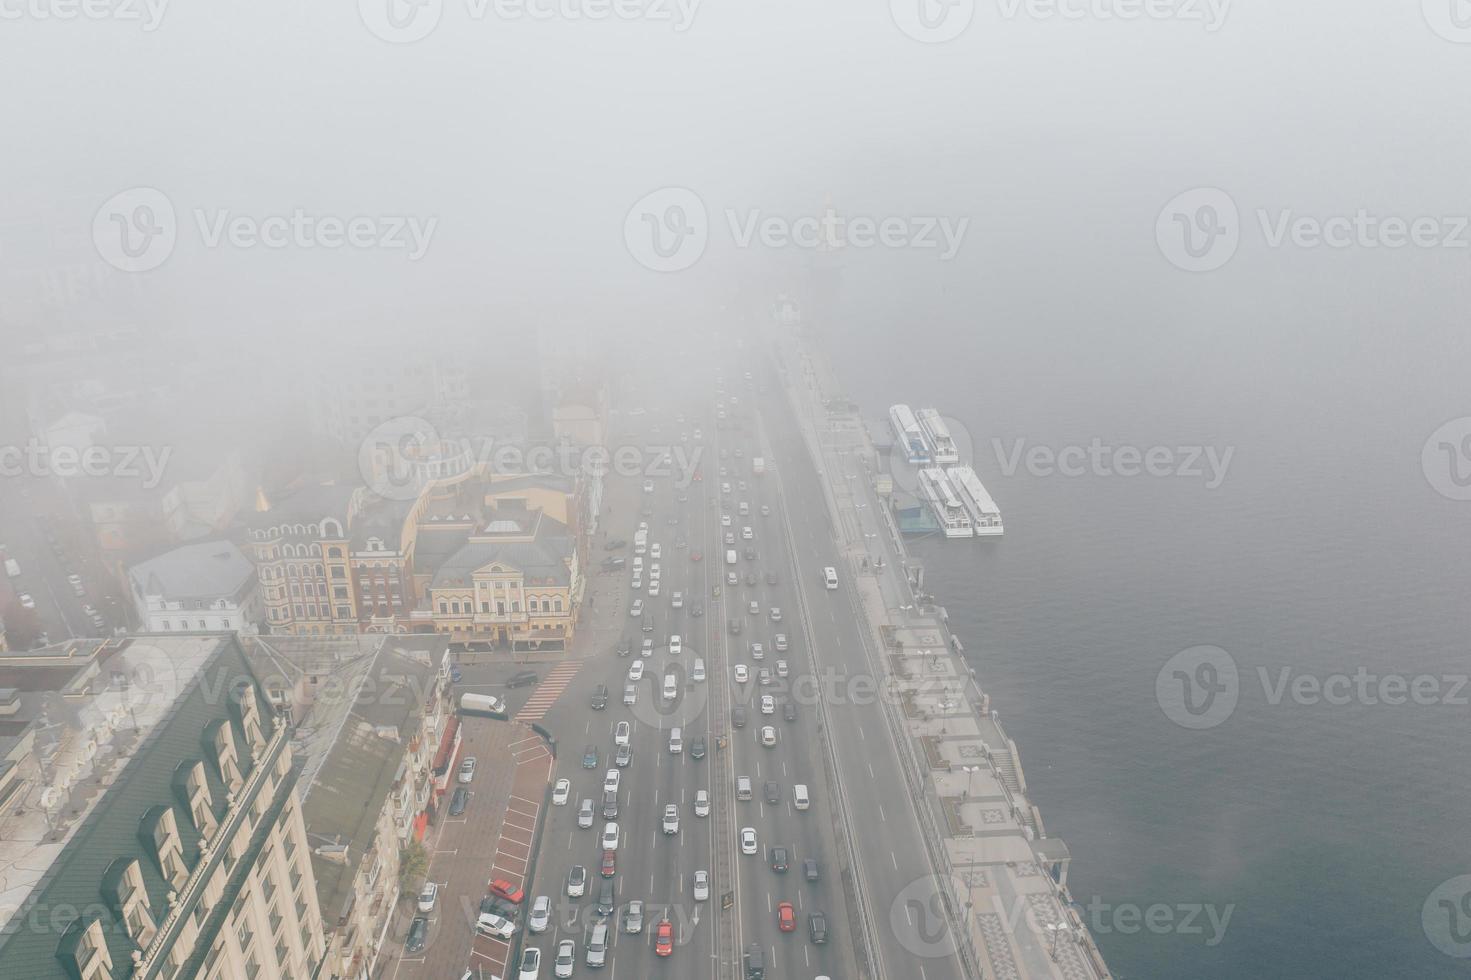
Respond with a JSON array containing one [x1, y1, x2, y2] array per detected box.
[[450, 667, 463, 683]]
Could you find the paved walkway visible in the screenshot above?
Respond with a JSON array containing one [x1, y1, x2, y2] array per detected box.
[[380, 719, 553, 980]]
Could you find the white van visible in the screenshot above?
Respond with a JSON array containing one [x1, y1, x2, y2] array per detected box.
[[669, 727, 683, 754], [823, 566, 838, 589], [692, 658, 706, 682], [726, 549, 738, 566], [794, 784, 810, 811], [737, 776, 752, 801], [586, 921, 608, 967]]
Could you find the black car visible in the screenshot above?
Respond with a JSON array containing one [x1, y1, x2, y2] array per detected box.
[[605, 539, 626, 550], [809, 911, 828, 944], [691, 603, 704, 618], [764, 781, 780, 804], [803, 858, 819, 882], [596, 880, 616, 916], [449, 787, 469, 815], [406, 916, 429, 952], [590, 684, 609, 709], [765, 571, 778, 585], [732, 705, 748, 728], [691, 735, 706, 759], [481, 895, 518, 919], [506, 671, 539, 689], [602, 556, 626, 571], [783, 701, 797, 722], [744, 571, 757, 586], [728, 619, 742, 636], [617, 639, 631, 657], [743, 547, 756, 561], [582, 745, 599, 769], [769, 845, 789, 872]]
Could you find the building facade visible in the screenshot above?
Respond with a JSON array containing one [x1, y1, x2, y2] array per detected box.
[[241, 484, 359, 637], [0, 635, 327, 980], [127, 540, 264, 634]]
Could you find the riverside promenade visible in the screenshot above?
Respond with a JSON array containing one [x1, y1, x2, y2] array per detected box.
[[768, 320, 1113, 980]]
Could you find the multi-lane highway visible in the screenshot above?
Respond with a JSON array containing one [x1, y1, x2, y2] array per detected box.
[[520, 359, 862, 978]]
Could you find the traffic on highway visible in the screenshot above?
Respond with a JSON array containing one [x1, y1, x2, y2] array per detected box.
[[503, 360, 857, 979]]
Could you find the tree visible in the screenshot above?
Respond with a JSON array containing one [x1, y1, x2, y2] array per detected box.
[[398, 841, 429, 896]]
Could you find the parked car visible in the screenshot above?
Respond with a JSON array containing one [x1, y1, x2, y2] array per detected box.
[[417, 882, 438, 912], [476, 912, 516, 939], [449, 787, 469, 815], [405, 916, 429, 952], [489, 878, 525, 903], [458, 758, 477, 783]]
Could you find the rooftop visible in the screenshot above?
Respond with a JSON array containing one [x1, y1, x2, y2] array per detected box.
[[128, 539, 256, 600]]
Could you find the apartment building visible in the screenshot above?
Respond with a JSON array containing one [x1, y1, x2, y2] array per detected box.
[[0, 635, 326, 980], [127, 540, 263, 634], [241, 483, 359, 637]]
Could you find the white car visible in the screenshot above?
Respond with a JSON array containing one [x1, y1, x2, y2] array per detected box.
[[602, 821, 620, 850], [672, 591, 683, 608], [663, 673, 678, 701], [458, 758, 477, 783], [694, 789, 710, 817], [774, 633, 788, 651], [477, 912, 516, 939], [759, 667, 772, 687], [519, 947, 542, 980], [567, 865, 587, 897], [693, 870, 709, 901], [615, 721, 631, 746], [628, 660, 645, 682], [648, 580, 661, 597], [18, 593, 35, 610], [529, 895, 552, 932], [662, 803, 679, 835], [776, 660, 789, 678], [578, 799, 594, 828], [750, 642, 764, 661], [727, 570, 738, 586], [721, 513, 732, 527], [742, 526, 753, 540], [733, 664, 749, 684], [741, 827, 758, 855], [651, 543, 662, 559], [643, 481, 654, 493], [605, 769, 621, 794], [669, 634, 682, 656], [761, 726, 777, 747], [630, 599, 644, 617], [555, 939, 576, 978], [748, 600, 758, 615], [642, 636, 654, 656], [649, 563, 661, 580], [552, 778, 570, 806], [769, 607, 782, 621], [760, 695, 775, 716], [417, 881, 438, 912]]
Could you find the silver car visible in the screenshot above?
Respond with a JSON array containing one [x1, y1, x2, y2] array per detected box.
[[693, 869, 709, 901]]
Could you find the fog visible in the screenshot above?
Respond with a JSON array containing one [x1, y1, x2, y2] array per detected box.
[[4, 2, 1471, 977]]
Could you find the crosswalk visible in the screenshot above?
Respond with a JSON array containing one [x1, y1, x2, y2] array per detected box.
[[512, 661, 582, 721]]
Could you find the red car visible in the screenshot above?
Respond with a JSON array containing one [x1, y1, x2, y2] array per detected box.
[[777, 901, 796, 932], [693, 470, 702, 481], [488, 878, 524, 904], [601, 849, 617, 878], [691, 550, 702, 562], [655, 918, 674, 956]]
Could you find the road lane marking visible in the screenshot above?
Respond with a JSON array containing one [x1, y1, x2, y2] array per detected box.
[[891, 851, 898, 870]]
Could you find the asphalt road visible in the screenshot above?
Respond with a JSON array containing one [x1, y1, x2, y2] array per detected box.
[[524, 372, 860, 979], [753, 349, 972, 980]]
